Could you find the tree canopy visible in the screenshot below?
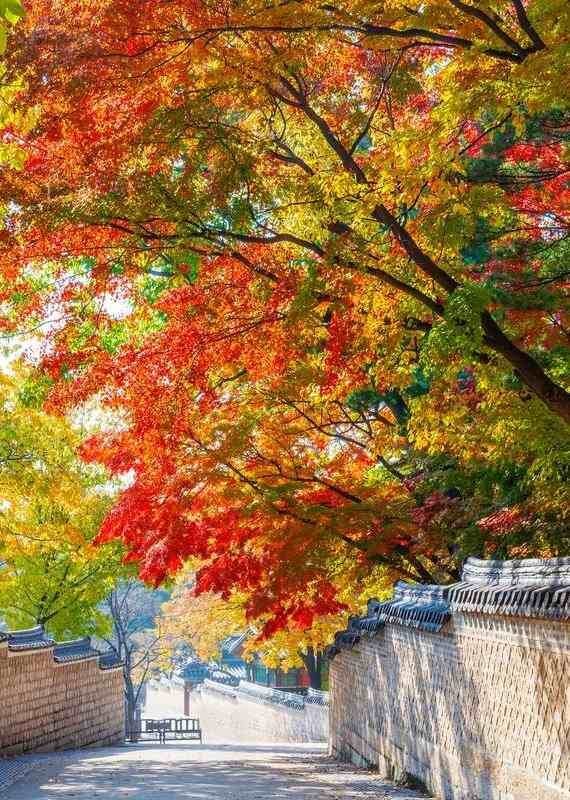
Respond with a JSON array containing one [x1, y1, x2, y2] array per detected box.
[[0, 0, 568, 635], [0, 370, 126, 637]]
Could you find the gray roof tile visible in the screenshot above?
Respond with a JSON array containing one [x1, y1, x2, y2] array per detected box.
[[8, 626, 54, 651], [53, 637, 100, 663], [98, 650, 123, 670], [327, 557, 570, 659], [449, 556, 570, 619]]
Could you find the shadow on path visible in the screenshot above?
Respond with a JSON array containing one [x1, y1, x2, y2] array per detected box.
[[1, 742, 425, 800]]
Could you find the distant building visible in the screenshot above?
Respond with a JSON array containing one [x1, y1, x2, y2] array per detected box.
[[219, 632, 313, 692], [175, 630, 325, 693], [178, 658, 210, 685]]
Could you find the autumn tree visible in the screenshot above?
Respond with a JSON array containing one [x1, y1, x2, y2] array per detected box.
[[160, 566, 391, 688], [0, 1, 568, 633], [0, 370, 127, 637], [101, 579, 169, 739]]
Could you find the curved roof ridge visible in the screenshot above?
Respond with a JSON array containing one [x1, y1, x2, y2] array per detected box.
[[326, 557, 570, 660], [7, 626, 55, 651], [53, 637, 101, 663], [461, 556, 570, 585]]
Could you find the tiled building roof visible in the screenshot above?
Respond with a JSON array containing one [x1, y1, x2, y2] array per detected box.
[[221, 632, 248, 655], [221, 664, 247, 681]]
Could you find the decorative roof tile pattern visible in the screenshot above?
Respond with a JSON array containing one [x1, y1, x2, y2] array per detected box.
[[1, 624, 123, 670], [376, 582, 451, 633], [221, 628, 255, 655], [202, 677, 329, 710], [326, 585, 451, 659], [461, 555, 570, 584], [209, 668, 240, 686], [449, 556, 570, 619], [327, 557, 570, 660], [305, 688, 329, 707], [237, 679, 305, 709], [7, 626, 55, 651], [223, 664, 247, 681], [53, 637, 100, 663], [98, 650, 123, 670]]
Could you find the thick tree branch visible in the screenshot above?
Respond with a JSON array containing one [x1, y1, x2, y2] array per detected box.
[[447, 0, 523, 53], [510, 0, 546, 50]]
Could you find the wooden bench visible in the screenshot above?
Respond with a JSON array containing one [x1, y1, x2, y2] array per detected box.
[[138, 718, 202, 743], [161, 718, 202, 742]]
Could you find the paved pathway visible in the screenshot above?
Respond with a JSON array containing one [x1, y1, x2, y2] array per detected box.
[[1, 743, 426, 799], [0, 753, 55, 793]]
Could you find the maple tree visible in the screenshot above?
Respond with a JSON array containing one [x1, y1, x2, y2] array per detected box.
[[159, 564, 390, 686], [0, 1, 568, 634]]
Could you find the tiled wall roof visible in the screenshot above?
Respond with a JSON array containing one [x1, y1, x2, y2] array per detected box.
[[53, 637, 101, 663], [98, 650, 123, 670], [1, 625, 123, 670], [7, 627, 55, 651], [448, 556, 570, 619], [327, 556, 570, 659]]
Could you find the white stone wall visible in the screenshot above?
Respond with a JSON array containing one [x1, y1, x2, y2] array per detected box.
[[143, 677, 186, 718], [329, 613, 570, 800], [145, 679, 328, 743]]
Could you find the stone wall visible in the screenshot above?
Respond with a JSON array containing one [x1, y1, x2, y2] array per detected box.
[[328, 557, 570, 800], [0, 627, 124, 756], [143, 676, 186, 718], [145, 677, 328, 743]]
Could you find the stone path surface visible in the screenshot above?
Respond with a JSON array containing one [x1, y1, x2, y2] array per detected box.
[[1, 742, 426, 799], [0, 754, 57, 793]]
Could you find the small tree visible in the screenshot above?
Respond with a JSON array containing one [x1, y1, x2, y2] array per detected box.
[[101, 580, 168, 740]]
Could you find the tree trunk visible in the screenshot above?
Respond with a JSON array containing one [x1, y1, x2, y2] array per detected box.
[[124, 676, 139, 742], [301, 647, 323, 689], [480, 311, 570, 423]]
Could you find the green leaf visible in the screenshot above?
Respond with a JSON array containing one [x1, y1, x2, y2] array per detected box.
[[0, 0, 23, 25]]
